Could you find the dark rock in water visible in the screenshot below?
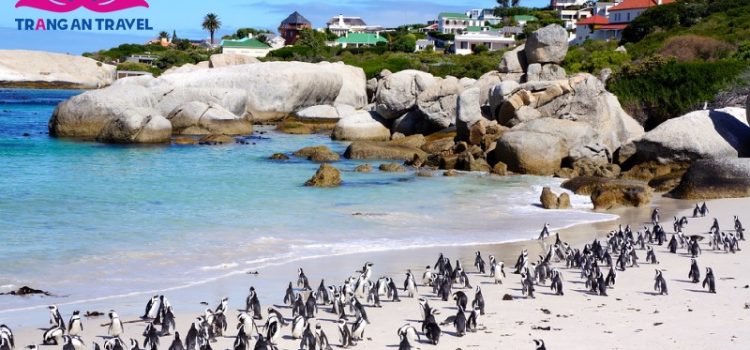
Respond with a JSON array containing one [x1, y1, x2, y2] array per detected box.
[[379, 163, 407, 172], [173, 136, 198, 145], [22, 133, 30, 137], [1, 286, 51, 296], [269, 153, 290, 160], [198, 134, 235, 145], [305, 164, 342, 187], [294, 145, 340, 162], [669, 158, 750, 199], [354, 164, 373, 173], [344, 141, 427, 161]]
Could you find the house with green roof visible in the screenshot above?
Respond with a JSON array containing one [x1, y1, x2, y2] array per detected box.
[[438, 11, 483, 34], [220, 36, 272, 58], [334, 32, 387, 48]]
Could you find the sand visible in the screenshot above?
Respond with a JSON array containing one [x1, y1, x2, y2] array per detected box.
[[7, 197, 750, 350]]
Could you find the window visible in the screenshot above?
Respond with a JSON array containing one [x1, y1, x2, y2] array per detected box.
[[460, 41, 468, 49], [627, 13, 630, 21]]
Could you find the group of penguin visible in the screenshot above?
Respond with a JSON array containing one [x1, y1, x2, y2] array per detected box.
[[7, 202, 744, 350]]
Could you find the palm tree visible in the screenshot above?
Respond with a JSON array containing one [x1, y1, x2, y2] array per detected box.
[[158, 31, 169, 40], [202, 13, 221, 45]]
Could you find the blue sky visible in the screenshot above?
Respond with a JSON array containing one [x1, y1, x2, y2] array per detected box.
[[0, 0, 548, 54]]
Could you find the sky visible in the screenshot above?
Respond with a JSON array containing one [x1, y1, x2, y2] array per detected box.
[[0, 0, 548, 54]]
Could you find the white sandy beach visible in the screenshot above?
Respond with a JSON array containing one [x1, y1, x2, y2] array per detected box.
[[6, 197, 750, 350]]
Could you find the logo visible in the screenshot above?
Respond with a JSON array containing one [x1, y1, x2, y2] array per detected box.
[[15, 0, 149, 13]]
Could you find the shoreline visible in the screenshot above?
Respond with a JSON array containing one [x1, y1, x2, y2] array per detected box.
[[0, 193, 687, 326]]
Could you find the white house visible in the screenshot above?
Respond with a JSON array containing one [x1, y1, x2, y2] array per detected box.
[[438, 12, 483, 34], [551, 0, 591, 9], [558, 8, 592, 30], [574, 0, 673, 43], [326, 14, 368, 36], [454, 28, 516, 55], [466, 8, 502, 25], [220, 36, 272, 58], [415, 39, 435, 52]]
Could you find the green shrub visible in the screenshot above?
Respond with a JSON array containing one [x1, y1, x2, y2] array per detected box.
[[608, 57, 747, 129]]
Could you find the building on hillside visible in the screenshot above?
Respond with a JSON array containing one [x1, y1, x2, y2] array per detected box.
[[575, 0, 672, 42], [558, 8, 592, 30], [126, 54, 158, 65], [466, 8, 502, 25], [454, 27, 516, 55], [279, 11, 312, 45], [513, 15, 538, 27], [334, 32, 387, 48], [438, 12, 483, 34], [326, 15, 368, 36], [220, 36, 272, 57], [415, 39, 435, 52], [551, 0, 591, 9], [421, 23, 438, 33]]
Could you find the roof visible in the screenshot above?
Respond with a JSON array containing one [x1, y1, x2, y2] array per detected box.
[[336, 33, 387, 45], [221, 37, 271, 49], [466, 26, 483, 32], [280, 11, 311, 26], [499, 26, 524, 34], [439, 12, 470, 19], [597, 23, 628, 30], [610, 0, 673, 11], [326, 16, 367, 27], [513, 15, 538, 22], [576, 15, 609, 25]]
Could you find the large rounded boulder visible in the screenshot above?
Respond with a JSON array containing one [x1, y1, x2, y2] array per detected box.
[[374, 70, 437, 119], [417, 76, 463, 128], [167, 101, 252, 135], [209, 54, 259, 68], [524, 24, 568, 64], [331, 111, 391, 141], [669, 158, 750, 199], [494, 130, 567, 175], [632, 107, 750, 164]]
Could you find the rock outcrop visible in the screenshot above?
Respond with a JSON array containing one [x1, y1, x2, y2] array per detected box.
[[0, 50, 115, 89], [305, 164, 342, 187], [494, 130, 567, 176], [344, 141, 427, 161], [209, 54, 259, 68], [540, 187, 571, 209], [524, 24, 568, 64], [374, 70, 436, 119], [631, 107, 750, 164], [669, 158, 750, 199], [331, 111, 391, 141], [167, 101, 252, 135], [562, 176, 652, 210], [294, 145, 340, 162], [417, 77, 463, 128]]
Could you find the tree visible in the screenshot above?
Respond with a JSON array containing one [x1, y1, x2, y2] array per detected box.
[[202, 13, 221, 45], [511, 0, 521, 7], [497, 0, 510, 8], [295, 29, 327, 54], [472, 44, 489, 54], [158, 31, 169, 40], [172, 30, 178, 41]]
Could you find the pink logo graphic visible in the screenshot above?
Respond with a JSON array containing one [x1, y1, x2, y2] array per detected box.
[[16, 0, 149, 13]]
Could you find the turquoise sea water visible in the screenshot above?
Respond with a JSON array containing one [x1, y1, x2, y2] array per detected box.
[[0, 88, 615, 318]]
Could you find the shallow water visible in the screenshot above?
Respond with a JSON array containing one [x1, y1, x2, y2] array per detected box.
[[0, 88, 616, 319]]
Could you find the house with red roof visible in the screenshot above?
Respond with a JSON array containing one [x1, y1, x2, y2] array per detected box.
[[574, 0, 673, 43]]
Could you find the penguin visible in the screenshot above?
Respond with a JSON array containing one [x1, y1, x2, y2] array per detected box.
[[305, 291, 318, 317], [596, 272, 608, 296], [514, 249, 528, 274], [142, 295, 160, 320], [129, 339, 143, 350], [160, 305, 176, 336], [693, 204, 700, 218], [42, 325, 64, 345], [605, 266, 617, 287], [291, 315, 307, 340], [386, 277, 401, 302], [292, 294, 307, 318], [710, 218, 720, 235], [550, 269, 564, 296], [67, 311, 83, 336], [538, 223, 550, 240], [336, 318, 355, 348], [232, 331, 247, 350], [654, 270, 668, 295], [142, 322, 159, 350], [651, 208, 660, 225], [471, 286, 485, 315], [267, 307, 287, 327], [168, 332, 184, 350], [351, 316, 366, 341], [252, 335, 276, 350], [108, 311, 124, 339], [350, 297, 369, 323], [237, 313, 258, 339], [534, 339, 547, 350], [185, 323, 198, 350], [314, 323, 333, 350], [0, 336, 11, 350], [297, 268, 311, 290], [424, 319, 441, 345], [703, 267, 716, 293], [492, 261, 505, 284], [688, 258, 701, 283], [397, 334, 411, 350], [453, 291, 468, 311], [0, 325, 13, 350], [474, 251, 486, 274], [453, 306, 467, 337], [48, 305, 65, 329], [245, 287, 262, 320], [396, 324, 419, 348], [317, 279, 332, 305], [299, 322, 315, 350], [646, 246, 659, 264], [422, 267, 435, 286], [61, 336, 85, 350], [403, 271, 417, 297], [700, 202, 709, 217], [521, 272, 535, 298], [668, 234, 678, 253], [264, 314, 280, 345]]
